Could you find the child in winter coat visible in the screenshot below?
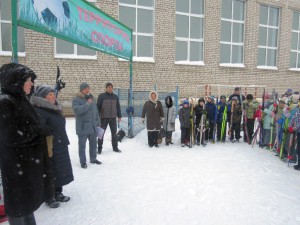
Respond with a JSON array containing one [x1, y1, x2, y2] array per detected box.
[[243, 94, 259, 143], [217, 95, 228, 142], [194, 98, 207, 146], [205, 96, 216, 141], [229, 97, 242, 142], [179, 100, 191, 147], [289, 98, 300, 170], [164, 96, 176, 146]]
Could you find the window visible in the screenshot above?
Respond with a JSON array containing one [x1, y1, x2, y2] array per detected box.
[[220, 0, 245, 66], [55, 0, 97, 59], [257, 5, 279, 68], [175, 0, 204, 64], [290, 11, 300, 70], [119, 0, 154, 61], [0, 0, 25, 56]]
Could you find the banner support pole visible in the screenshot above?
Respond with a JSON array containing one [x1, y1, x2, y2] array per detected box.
[[11, 0, 18, 63]]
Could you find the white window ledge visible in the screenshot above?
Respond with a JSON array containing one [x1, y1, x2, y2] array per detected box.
[[219, 63, 245, 68], [0, 51, 26, 57], [175, 61, 205, 66], [257, 66, 278, 70], [54, 54, 97, 60], [118, 57, 155, 63], [288, 68, 300, 72]]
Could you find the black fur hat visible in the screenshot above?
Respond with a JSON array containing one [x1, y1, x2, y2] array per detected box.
[[165, 96, 173, 108]]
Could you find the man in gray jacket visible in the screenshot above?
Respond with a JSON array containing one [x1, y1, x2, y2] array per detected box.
[[72, 83, 101, 168], [97, 83, 122, 153]]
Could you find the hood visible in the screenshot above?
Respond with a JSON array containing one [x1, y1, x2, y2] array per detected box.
[[165, 96, 173, 108], [149, 91, 158, 104], [30, 95, 62, 112], [0, 63, 36, 99]]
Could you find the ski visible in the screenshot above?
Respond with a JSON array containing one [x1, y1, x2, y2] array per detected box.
[[221, 104, 228, 142]]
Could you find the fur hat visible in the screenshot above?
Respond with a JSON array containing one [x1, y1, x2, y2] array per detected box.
[[80, 82, 90, 92], [35, 85, 55, 98], [165, 96, 173, 108]]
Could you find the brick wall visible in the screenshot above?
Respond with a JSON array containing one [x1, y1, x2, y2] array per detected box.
[[1, 0, 300, 116]]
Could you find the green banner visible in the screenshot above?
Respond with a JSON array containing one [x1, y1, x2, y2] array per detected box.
[[18, 0, 132, 60]]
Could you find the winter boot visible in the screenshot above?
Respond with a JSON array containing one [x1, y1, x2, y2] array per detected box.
[[113, 146, 122, 153], [46, 198, 60, 208], [181, 143, 185, 147], [55, 193, 70, 202], [97, 147, 102, 154]]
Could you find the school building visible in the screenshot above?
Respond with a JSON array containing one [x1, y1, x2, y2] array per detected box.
[[1, 0, 300, 114]]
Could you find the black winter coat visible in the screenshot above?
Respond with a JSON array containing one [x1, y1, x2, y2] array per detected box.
[[194, 105, 206, 124], [31, 96, 74, 188], [179, 107, 191, 129], [0, 67, 53, 217]]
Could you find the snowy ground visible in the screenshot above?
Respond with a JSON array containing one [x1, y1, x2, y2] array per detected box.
[[3, 118, 300, 225]]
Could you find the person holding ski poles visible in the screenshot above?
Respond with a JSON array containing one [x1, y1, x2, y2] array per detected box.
[[217, 95, 228, 142], [195, 98, 207, 146], [229, 97, 242, 142], [205, 96, 216, 142], [288, 97, 300, 170], [243, 94, 259, 144]]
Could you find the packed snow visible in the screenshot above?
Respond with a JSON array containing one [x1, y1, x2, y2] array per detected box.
[[3, 118, 300, 225]]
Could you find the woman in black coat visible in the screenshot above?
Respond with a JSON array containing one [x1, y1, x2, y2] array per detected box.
[[0, 63, 53, 225], [31, 85, 74, 206]]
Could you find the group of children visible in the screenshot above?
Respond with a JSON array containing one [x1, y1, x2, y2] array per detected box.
[[178, 87, 300, 171]]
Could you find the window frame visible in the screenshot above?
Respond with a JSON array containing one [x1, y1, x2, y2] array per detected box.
[[175, 0, 205, 66], [219, 0, 245, 67], [54, 0, 97, 60], [0, 0, 25, 57], [289, 11, 300, 71], [257, 4, 280, 70], [119, 1, 155, 62]]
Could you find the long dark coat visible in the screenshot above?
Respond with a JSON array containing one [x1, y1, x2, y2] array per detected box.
[[31, 96, 74, 188], [142, 91, 164, 131], [0, 64, 53, 217]]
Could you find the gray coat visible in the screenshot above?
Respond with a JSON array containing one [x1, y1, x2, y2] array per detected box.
[[72, 92, 100, 136], [164, 106, 176, 132]]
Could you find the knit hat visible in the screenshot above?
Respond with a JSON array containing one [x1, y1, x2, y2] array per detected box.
[[35, 85, 55, 98], [208, 96, 214, 101], [183, 100, 189, 105], [220, 95, 226, 100], [106, 82, 113, 88], [234, 87, 240, 91], [80, 82, 90, 92], [287, 88, 293, 93]]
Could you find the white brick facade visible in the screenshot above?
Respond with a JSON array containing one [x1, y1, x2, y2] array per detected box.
[[1, 0, 300, 115]]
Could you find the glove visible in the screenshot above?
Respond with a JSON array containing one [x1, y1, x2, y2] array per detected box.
[[288, 127, 294, 134], [141, 118, 145, 124]]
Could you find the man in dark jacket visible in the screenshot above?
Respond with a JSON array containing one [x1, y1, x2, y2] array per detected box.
[[72, 83, 101, 168], [205, 96, 216, 141], [0, 63, 53, 225], [97, 83, 122, 153]]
